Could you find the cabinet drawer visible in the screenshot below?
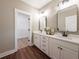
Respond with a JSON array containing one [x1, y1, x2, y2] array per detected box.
[[42, 36, 48, 41], [41, 36, 49, 55], [41, 43, 48, 49], [56, 39, 79, 52], [33, 34, 41, 49], [41, 39, 48, 44], [33, 34, 38, 39], [41, 47, 48, 55], [41, 36, 48, 44]]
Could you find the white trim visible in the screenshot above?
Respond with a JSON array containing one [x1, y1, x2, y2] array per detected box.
[[0, 49, 17, 58], [15, 8, 33, 49], [15, 8, 31, 16]]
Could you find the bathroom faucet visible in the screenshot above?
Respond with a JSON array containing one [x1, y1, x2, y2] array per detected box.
[[62, 31, 68, 37]]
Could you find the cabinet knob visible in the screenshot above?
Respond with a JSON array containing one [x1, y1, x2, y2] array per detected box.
[[42, 44, 46, 47], [43, 40, 46, 43], [57, 47, 60, 49], [28, 29, 30, 31], [42, 49, 46, 52], [43, 37, 46, 39], [57, 47, 63, 50], [60, 47, 63, 50]]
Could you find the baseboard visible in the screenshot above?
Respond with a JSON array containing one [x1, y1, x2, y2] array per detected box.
[[0, 49, 17, 58]]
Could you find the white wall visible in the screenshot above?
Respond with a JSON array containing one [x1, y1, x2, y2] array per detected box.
[[0, 0, 39, 53], [40, 2, 58, 30]]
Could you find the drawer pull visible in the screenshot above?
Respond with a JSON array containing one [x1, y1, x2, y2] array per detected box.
[[35, 37, 37, 39], [43, 37, 46, 39], [58, 47, 63, 50], [60, 47, 63, 50], [42, 49, 46, 52], [42, 44, 46, 47], [58, 47, 60, 49], [42, 40, 46, 43]]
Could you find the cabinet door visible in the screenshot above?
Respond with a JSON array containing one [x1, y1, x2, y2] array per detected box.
[[53, 43, 60, 59], [61, 47, 78, 59], [49, 38, 60, 59]]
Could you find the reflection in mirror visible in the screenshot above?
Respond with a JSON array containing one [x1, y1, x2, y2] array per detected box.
[[65, 15, 77, 32], [58, 5, 78, 32], [39, 16, 47, 31]]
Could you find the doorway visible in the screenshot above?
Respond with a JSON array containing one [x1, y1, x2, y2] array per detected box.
[[15, 9, 32, 50]]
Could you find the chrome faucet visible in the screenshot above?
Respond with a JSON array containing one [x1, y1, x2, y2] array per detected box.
[[62, 31, 68, 37]]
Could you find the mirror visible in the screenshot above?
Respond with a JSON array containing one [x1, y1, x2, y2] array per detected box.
[[58, 5, 78, 32], [39, 16, 47, 31]]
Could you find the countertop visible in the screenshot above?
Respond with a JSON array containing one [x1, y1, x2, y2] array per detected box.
[[33, 31, 79, 45]]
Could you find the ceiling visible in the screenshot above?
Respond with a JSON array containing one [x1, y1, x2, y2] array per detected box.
[[21, 0, 52, 9]]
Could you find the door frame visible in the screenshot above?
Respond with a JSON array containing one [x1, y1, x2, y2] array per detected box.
[[15, 8, 32, 50]]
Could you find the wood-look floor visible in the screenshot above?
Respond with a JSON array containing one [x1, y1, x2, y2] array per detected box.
[[17, 37, 29, 49], [1, 46, 51, 59]]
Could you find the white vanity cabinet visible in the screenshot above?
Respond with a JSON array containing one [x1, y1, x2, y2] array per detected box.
[[49, 38, 79, 59], [33, 33, 49, 56], [33, 32, 79, 59], [33, 34, 41, 49]]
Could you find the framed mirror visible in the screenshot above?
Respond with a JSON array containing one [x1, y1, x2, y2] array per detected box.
[[39, 16, 47, 30], [58, 5, 78, 32]]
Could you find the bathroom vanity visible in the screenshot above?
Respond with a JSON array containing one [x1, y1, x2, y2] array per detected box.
[[33, 5, 79, 59], [33, 32, 79, 59]]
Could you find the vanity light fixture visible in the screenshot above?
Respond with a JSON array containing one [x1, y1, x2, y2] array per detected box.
[[62, 0, 69, 4]]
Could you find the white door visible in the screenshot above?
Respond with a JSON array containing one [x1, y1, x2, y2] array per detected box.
[[61, 47, 78, 59], [16, 12, 30, 39]]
